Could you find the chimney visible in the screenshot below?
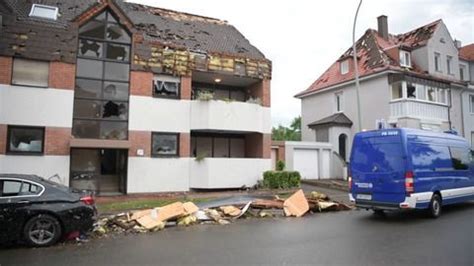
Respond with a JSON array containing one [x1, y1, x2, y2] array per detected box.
[[454, 39, 462, 49], [377, 15, 388, 40]]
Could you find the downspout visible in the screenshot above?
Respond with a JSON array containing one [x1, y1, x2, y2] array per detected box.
[[448, 88, 452, 131], [460, 87, 467, 137]]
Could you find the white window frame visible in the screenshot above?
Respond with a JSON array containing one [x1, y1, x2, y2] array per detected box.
[[399, 50, 411, 68], [470, 94, 474, 114], [446, 56, 453, 75], [434, 52, 441, 72], [459, 64, 467, 81], [335, 92, 343, 113], [29, 4, 59, 20], [340, 60, 349, 75]]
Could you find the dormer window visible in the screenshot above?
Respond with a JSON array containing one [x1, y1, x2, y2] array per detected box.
[[399, 50, 411, 67], [340, 60, 349, 75], [29, 4, 59, 20]]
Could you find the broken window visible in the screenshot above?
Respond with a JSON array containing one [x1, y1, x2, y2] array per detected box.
[[391, 81, 403, 99], [407, 82, 416, 98], [12, 58, 49, 87], [152, 133, 179, 157], [29, 4, 58, 20], [79, 39, 103, 58], [107, 25, 131, 43], [153, 76, 180, 98], [7, 126, 44, 154], [103, 82, 129, 100], [79, 20, 106, 39], [76, 79, 102, 99], [106, 44, 129, 61], [102, 101, 128, 120]]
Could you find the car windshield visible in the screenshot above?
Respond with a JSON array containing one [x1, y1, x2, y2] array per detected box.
[[351, 136, 404, 173]]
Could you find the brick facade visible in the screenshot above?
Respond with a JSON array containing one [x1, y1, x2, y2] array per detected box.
[[130, 71, 153, 97], [248, 79, 271, 107], [179, 132, 190, 157], [45, 127, 72, 155], [0, 124, 6, 154], [0, 56, 12, 85], [49, 62, 76, 90], [180, 76, 192, 100], [129, 130, 152, 157], [245, 133, 271, 159]]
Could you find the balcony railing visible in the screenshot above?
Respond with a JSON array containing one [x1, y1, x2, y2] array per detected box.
[[390, 99, 449, 121], [190, 100, 271, 133]]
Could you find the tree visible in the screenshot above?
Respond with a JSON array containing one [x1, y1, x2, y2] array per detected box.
[[272, 116, 301, 141]]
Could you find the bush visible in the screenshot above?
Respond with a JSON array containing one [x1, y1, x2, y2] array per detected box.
[[276, 160, 285, 171], [262, 171, 301, 189]]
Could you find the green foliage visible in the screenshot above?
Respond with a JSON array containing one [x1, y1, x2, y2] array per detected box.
[[262, 170, 301, 189], [272, 116, 301, 141], [196, 90, 214, 101], [276, 160, 285, 171]]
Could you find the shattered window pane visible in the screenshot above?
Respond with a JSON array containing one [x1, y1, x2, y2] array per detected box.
[[106, 43, 130, 61], [152, 133, 178, 156], [102, 101, 128, 120], [12, 58, 49, 87], [77, 58, 103, 79], [153, 80, 180, 97], [73, 120, 100, 139], [103, 82, 129, 100], [75, 79, 102, 99], [106, 25, 131, 43], [74, 99, 101, 119], [79, 20, 106, 39], [79, 39, 103, 58], [104, 62, 129, 81], [100, 121, 127, 140], [7, 126, 44, 153]]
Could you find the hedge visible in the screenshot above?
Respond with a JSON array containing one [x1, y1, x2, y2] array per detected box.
[[262, 170, 301, 189]]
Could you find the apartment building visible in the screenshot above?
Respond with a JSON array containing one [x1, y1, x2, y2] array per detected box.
[[0, 0, 272, 195], [296, 15, 473, 162]]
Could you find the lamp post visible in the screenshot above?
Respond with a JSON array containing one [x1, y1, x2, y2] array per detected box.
[[352, 0, 363, 132]]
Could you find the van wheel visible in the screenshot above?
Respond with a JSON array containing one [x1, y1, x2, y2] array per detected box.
[[428, 194, 442, 218], [23, 214, 62, 247]]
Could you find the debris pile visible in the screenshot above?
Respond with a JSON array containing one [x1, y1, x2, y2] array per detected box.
[[92, 190, 352, 238]]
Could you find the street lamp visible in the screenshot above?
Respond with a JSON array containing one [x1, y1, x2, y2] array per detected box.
[[352, 0, 363, 132]]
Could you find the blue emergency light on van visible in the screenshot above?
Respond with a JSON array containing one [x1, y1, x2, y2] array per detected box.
[[349, 128, 474, 218]]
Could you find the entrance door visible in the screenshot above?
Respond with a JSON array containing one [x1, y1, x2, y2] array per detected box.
[[70, 148, 127, 195]]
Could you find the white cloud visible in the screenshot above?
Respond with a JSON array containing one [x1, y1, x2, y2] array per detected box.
[[128, 0, 474, 126]]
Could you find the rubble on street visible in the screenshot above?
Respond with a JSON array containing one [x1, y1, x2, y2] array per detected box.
[[91, 189, 352, 239]]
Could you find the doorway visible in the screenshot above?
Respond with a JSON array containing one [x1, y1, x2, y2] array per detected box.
[[70, 148, 127, 195], [338, 134, 347, 161]]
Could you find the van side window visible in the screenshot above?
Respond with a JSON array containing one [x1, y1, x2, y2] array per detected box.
[[409, 144, 452, 171], [450, 147, 469, 170]]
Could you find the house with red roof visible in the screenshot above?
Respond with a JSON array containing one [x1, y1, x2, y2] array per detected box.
[[296, 15, 473, 162]]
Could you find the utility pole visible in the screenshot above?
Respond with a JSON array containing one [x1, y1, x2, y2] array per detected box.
[[352, 0, 363, 132]]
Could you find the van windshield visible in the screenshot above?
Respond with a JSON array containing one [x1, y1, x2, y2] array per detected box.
[[351, 136, 404, 173]]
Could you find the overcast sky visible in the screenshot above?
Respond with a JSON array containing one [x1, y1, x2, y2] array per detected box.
[[129, 0, 474, 126]]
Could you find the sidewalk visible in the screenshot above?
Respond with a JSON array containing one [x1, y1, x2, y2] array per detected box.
[[301, 179, 348, 192]]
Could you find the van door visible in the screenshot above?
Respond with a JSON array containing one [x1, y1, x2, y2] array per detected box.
[[351, 134, 406, 204]]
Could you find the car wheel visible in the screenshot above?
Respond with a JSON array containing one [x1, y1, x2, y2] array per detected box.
[[428, 194, 442, 219], [23, 214, 62, 247]]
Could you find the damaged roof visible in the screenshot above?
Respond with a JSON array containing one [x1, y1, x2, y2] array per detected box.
[[0, 0, 267, 63], [295, 20, 443, 98], [459, 43, 474, 61], [307, 113, 353, 128]]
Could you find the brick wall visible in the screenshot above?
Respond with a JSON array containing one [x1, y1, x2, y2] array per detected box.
[[245, 133, 271, 159], [129, 130, 152, 157], [130, 71, 153, 96], [0, 124, 6, 154], [0, 56, 12, 85], [181, 76, 192, 100], [179, 132, 190, 157], [248, 79, 271, 107], [49, 62, 76, 90], [45, 127, 71, 155]]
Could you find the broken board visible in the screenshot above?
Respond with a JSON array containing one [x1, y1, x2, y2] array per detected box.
[[283, 189, 309, 217]]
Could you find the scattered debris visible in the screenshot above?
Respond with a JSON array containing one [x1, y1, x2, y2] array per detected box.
[[90, 190, 351, 240]]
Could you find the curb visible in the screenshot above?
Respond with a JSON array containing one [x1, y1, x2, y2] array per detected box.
[[301, 180, 349, 192]]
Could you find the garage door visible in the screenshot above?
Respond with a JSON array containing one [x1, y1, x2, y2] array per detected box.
[[293, 149, 318, 180]]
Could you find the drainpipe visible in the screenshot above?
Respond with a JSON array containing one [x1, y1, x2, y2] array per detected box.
[[352, 0, 363, 132], [460, 87, 467, 137], [448, 89, 452, 131]]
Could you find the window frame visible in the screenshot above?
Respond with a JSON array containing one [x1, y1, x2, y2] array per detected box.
[[446, 55, 453, 75], [191, 133, 246, 158], [11, 58, 50, 88], [335, 92, 343, 112], [399, 50, 411, 68], [0, 178, 45, 198], [459, 64, 466, 81], [29, 4, 59, 20], [151, 132, 180, 157], [340, 60, 349, 75], [6, 125, 45, 155], [434, 52, 441, 72], [152, 76, 181, 99], [469, 94, 474, 114]]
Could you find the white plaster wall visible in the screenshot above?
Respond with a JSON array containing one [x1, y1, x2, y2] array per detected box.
[[426, 22, 460, 80], [127, 157, 190, 193], [191, 101, 271, 133], [462, 87, 474, 147], [0, 85, 73, 127], [129, 96, 191, 132], [190, 158, 271, 189], [0, 155, 70, 185]]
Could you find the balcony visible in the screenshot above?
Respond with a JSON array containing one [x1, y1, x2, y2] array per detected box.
[[190, 100, 271, 133], [189, 158, 271, 189], [390, 99, 449, 121]]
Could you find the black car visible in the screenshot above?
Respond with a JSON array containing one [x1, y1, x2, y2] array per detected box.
[[0, 174, 96, 247]]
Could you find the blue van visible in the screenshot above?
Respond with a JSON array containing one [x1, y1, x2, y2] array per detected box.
[[349, 128, 474, 218]]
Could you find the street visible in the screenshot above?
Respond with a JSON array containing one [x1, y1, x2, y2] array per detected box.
[[1, 202, 472, 266]]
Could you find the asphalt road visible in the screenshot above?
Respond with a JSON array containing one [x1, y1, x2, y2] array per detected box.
[[1, 202, 473, 266]]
